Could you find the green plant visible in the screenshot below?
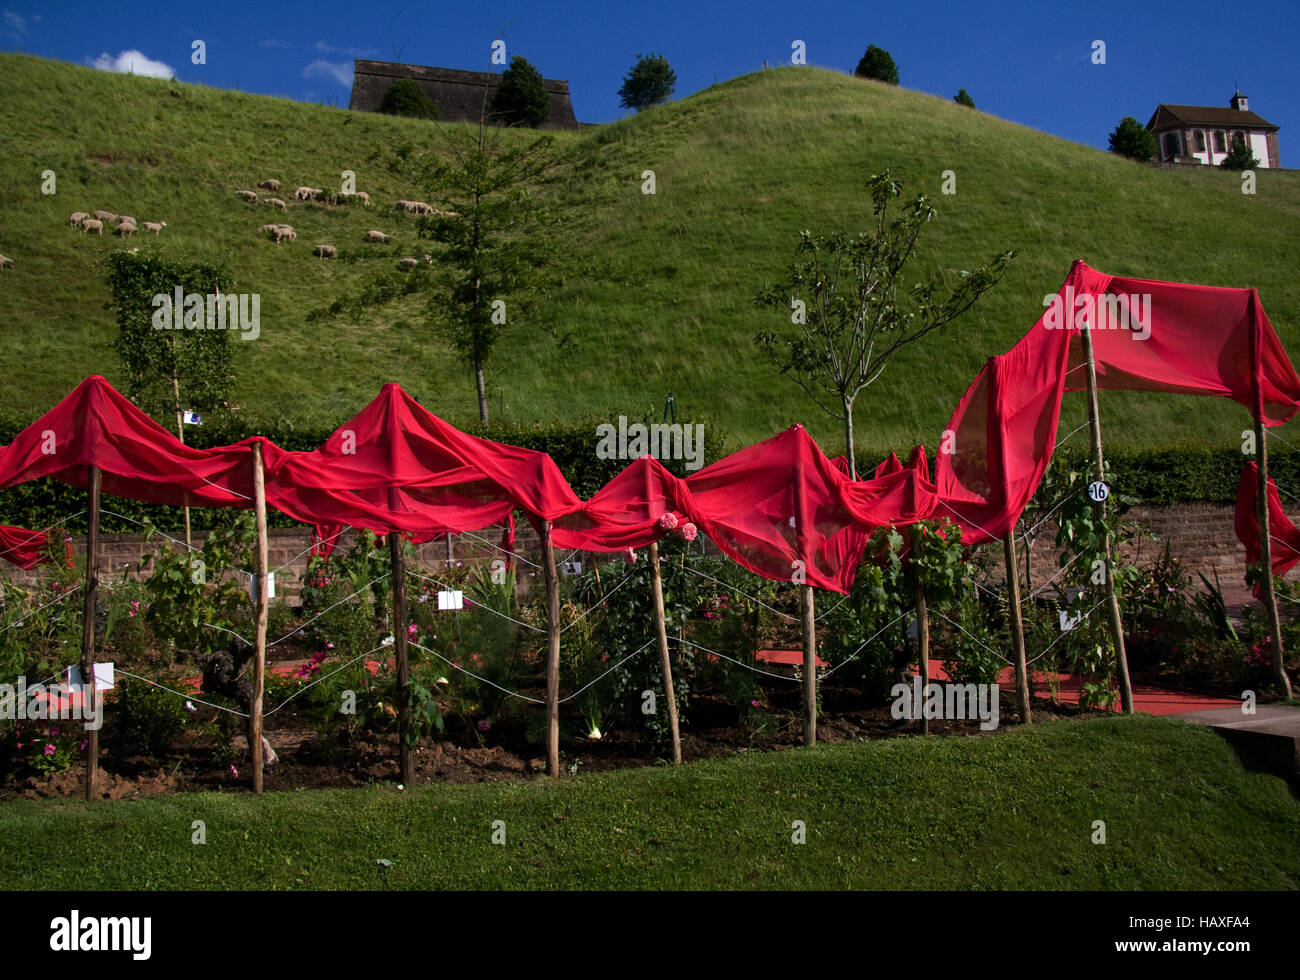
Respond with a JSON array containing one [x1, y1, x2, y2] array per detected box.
[[1220, 134, 1259, 170], [377, 78, 440, 121], [618, 53, 676, 112], [1107, 116, 1156, 162], [954, 88, 976, 108], [854, 45, 899, 84], [490, 55, 550, 128], [110, 679, 188, 759]]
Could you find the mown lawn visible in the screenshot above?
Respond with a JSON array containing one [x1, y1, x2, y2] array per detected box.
[[1, 715, 1295, 890]]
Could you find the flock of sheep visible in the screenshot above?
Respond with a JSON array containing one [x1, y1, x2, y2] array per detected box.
[[0, 178, 460, 274], [237, 178, 455, 270]]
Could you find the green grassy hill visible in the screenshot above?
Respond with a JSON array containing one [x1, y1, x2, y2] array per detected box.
[[2, 53, 1298, 461]]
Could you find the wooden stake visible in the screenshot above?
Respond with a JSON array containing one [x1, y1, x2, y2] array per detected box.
[[541, 520, 562, 777], [390, 519, 413, 782], [1254, 418, 1293, 698], [910, 525, 930, 736], [793, 452, 816, 746], [81, 464, 101, 802], [1003, 533, 1032, 724], [250, 442, 269, 793], [1080, 323, 1134, 714], [648, 539, 682, 763]]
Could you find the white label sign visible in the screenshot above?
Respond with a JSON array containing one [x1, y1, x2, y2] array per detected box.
[[1088, 481, 1109, 502], [438, 590, 464, 611]]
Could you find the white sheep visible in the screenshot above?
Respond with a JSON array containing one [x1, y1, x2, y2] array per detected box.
[[115, 222, 137, 237], [353, 191, 370, 206], [295, 186, 313, 201], [313, 244, 338, 259], [261, 223, 279, 236], [142, 220, 167, 235], [117, 215, 136, 226], [265, 197, 288, 212], [404, 201, 429, 214], [398, 257, 418, 270], [81, 219, 104, 235], [258, 179, 281, 191], [274, 224, 297, 242], [0, 255, 13, 269], [92, 210, 117, 223], [365, 230, 392, 244], [68, 212, 89, 229], [237, 190, 258, 203]]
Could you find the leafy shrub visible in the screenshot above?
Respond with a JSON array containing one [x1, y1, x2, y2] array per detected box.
[[110, 679, 188, 759], [378, 78, 439, 121]]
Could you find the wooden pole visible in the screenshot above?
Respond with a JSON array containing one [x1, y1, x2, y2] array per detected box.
[[910, 525, 930, 736], [1254, 418, 1293, 698], [793, 453, 816, 746], [81, 465, 101, 802], [1079, 323, 1134, 714], [1003, 533, 1032, 724], [250, 442, 269, 793], [390, 520, 413, 782], [648, 539, 682, 763], [541, 520, 562, 776]]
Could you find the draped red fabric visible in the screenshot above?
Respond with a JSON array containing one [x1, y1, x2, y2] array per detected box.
[[1234, 462, 1300, 587], [936, 261, 1300, 544], [0, 376, 256, 506], [260, 382, 586, 540], [0, 524, 50, 570]]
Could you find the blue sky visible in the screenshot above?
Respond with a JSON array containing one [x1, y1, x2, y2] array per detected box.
[[2, 0, 1297, 154]]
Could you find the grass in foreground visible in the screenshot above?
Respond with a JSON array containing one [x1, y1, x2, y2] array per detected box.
[[0, 715, 1295, 890]]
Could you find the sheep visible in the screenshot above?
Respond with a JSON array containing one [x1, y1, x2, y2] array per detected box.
[[353, 191, 370, 206], [404, 201, 432, 214], [236, 190, 258, 203], [398, 257, 418, 270], [115, 221, 137, 237], [260, 223, 279, 236], [0, 255, 12, 269], [81, 219, 103, 235], [274, 224, 297, 242], [264, 197, 288, 212], [92, 210, 117, 223], [308, 188, 328, 202], [295, 186, 314, 201], [257, 179, 281, 192], [68, 212, 89, 229], [365, 230, 392, 244], [394, 200, 411, 211], [143, 220, 167, 235], [422, 253, 433, 263], [117, 215, 136, 226], [313, 244, 338, 259]]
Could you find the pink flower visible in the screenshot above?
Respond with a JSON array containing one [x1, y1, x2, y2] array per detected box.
[[624, 548, 638, 564], [408, 624, 418, 635], [678, 522, 698, 542], [50, 726, 60, 736], [657, 512, 679, 531], [477, 719, 491, 732], [229, 765, 239, 777], [44, 744, 56, 755]]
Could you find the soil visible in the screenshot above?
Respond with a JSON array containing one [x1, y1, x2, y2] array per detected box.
[[1, 684, 1101, 802]]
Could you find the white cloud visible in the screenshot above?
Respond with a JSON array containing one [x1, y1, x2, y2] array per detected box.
[[314, 40, 375, 57], [302, 59, 352, 86], [90, 49, 175, 79], [4, 10, 27, 34]]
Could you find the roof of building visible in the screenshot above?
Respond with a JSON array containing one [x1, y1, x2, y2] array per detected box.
[[348, 59, 579, 128], [1147, 103, 1278, 132]]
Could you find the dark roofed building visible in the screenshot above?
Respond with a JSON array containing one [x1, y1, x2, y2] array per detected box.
[[1146, 92, 1280, 168], [348, 59, 579, 129]]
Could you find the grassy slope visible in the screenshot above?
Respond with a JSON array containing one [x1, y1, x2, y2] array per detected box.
[[2, 54, 1299, 460], [0, 716, 1296, 890]]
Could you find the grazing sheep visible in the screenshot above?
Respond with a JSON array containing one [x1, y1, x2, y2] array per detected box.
[[237, 190, 258, 203], [81, 219, 103, 235], [68, 212, 89, 229], [313, 244, 338, 259], [398, 257, 418, 270], [274, 224, 297, 242], [260, 223, 279, 236], [308, 188, 328, 202], [117, 215, 136, 226], [365, 230, 392, 244], [394, 200, 411, 211], [264, 197, 287, 212], [257, 179, 281, 192], [0, 255, 12, 269], [353, 191, 370, 206], [115, 222, 137, 237], [92, 210, 117, 223], [143, 220, 167, 235], [295, 186, 313, 201], [403, 201, 429, 214]]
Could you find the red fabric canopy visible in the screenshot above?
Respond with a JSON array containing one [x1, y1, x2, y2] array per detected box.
[[0, 524, 51, 570], [0, 376, 256, 507], [936, 260, 1300, 544], [1234, 462, 1300, 586]]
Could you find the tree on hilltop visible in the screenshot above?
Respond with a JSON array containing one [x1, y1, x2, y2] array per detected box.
[[855, 46, 899, 85], [618, 53, 677, 112]]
